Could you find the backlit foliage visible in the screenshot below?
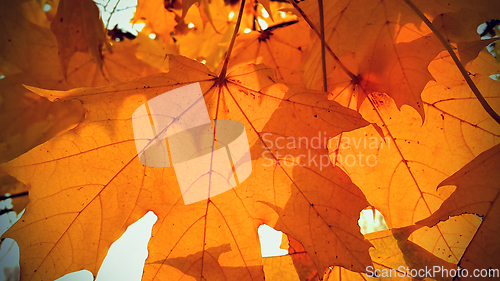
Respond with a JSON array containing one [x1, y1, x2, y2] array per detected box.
[[0, 0, 499, 280]]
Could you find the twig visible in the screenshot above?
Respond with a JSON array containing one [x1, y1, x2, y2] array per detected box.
[[287, 0, 359, 83], [0, 239, 15, 265], [218, 0, 247, 83], [0, 191, 29, 201], [106, 0, 121, 30], [404, 0, 500, 125], [318, 0, 327, 91]]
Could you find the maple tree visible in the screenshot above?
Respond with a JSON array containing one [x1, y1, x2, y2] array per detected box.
[[0, 0, 499, 280]]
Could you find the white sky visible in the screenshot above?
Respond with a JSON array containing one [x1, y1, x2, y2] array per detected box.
[[52, 212, 288, 281]]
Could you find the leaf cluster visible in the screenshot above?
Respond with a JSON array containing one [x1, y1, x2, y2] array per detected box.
[[0, 0, 500, 280]]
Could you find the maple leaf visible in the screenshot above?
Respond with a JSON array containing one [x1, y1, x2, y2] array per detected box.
[[418, 143, 500, 278], [179, 0, 273, 26], [263, 235, 320, 281], [1, 54, 373, 280], [295, 0, 440, 120], [50, 0, 111, 78], [320, 227, 463, 281], [295, 0, 500, 121], [0, 0, 165, 165], [229, 20, 310, 83], [134, 0, 177, 41], [267, 224, 473, 281], [0, 0, 161, 90], [428, 1, 500, 45], [136, 0, 297, 71], [323, 48, 500, 268], [130, 31, 178, 72], [0, 0, 63, 84], [329, 46, 500, 217], [316, 9, 500, 264], [0, 73, 85, 163]]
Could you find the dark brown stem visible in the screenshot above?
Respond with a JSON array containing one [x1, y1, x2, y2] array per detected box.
[[218, 0, 246, 83], [318, 0, 327, 91], [288, 0, 358, 82]]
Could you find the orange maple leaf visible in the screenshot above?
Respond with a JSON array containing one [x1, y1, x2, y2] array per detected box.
[[418, 143, 500, 278], [2, 54, 373, 280]]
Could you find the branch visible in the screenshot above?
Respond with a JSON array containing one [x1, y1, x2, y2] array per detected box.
[[0, 191, 29, 201], [404, 0, 500, 125]]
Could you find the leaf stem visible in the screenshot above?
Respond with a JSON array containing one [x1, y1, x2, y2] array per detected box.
[[318, 0, 328, 91], [287, 0, 359, 83], [218, 0, 246, 82], [252, 0, 257, 31], [403, 0, 500, 125]]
